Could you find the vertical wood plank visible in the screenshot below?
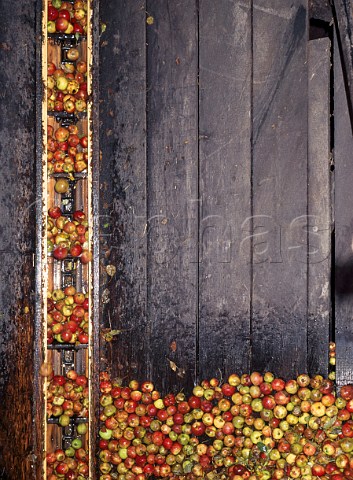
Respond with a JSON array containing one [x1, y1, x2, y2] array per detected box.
[[99, 1, 148, 381], [251, 0, 308, 377], [307, 38, 332, 376], [332, 0, 353, 128], [146, 0, 198, 391], [334, 31, 353, 388], [198, 0, 252, 379], [0, 1, 37, 478]]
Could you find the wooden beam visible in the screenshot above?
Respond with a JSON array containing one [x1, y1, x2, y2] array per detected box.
[[198, 0, 252, 379], [251, 0, 309, 377], [333, 0, 353, 132], [334, 29, 353, 389], [307, 38, 332, 377]]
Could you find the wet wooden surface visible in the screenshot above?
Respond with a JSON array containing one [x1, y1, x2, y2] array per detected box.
[[0, 1, 38, 478], [251, 0, 309, 376], [334, 30, 353, 388], [99, 0, 334, 389], [198, 0, 252, 379], [307, 38, 331, 377], [98, 0, 149, 383]]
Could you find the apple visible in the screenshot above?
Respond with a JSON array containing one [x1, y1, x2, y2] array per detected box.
[[58, 8, 71, 20], [67, 47, 80, 61], [55, 127, 70, 142], [75, 99, 87, 112], [55, 17, 69, 32], [341, 385, 353, 401], [73, 22, 84, 35], [76, 61, 87, 74], [70, 243, 83, 257], [47, 21, 56, 33], [80, 135, 88, 148], [53, 246, 68, 260], [78, 332, 88, 344], [74, 8, 85, 21], [64, 99, 75, 113], [65, 23, 74, 34], [48, 206, 62, 219], [54, 178, 69, 194], [80, 249, 92, 264], [67, 80, 80, 95], [73, 292, 85, 304], [49, 7, 60, 23]]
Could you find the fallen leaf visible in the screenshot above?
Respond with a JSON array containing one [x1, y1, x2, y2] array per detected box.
[[170, 341, 177, 352], [168, 359, 177, 372], [106, 265, 116, 277], [146, 16, 154, 25]]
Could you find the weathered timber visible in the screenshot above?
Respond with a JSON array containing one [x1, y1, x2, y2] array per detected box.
[[0, 1, 37, 478], [146, 0, 198, 391], [251, 0, 309, 376], [307, 38, 332, 376], [332, 0, 353, 130], [198, 0, 252, 379], [334, 31, 353, 388], [309, 0, 333, 22], [98, 1, 148, 382]]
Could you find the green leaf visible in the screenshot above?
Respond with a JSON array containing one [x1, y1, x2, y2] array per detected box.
[[257, 442, 267, 453]]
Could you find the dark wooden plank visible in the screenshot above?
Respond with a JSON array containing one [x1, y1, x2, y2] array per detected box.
[[309, 0, 332, 22], [332, 0, 353, 130], [0, 1, 37, 478], [146, 0, 198, 392], [198, 0, 252, 379], [98, 1, 148, 382], [251, 0, 308, 377], [307, 38, 332, 376], [334, 31, 353, 388]]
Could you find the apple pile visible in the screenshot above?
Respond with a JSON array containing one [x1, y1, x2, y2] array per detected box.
[[47, 286, 89, 345], [48, 0, 88, 36], [47, 370, 89, 426], [97, 370, 353, 480], [47, 124, 88, 174], [46, 436, 89, 479], [47, 60, 88, 116], [47, 205, 92, 263]]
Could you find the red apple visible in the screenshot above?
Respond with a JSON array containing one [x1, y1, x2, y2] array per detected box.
[[53, 246, 68, 260], [55, 16, 69, 32]]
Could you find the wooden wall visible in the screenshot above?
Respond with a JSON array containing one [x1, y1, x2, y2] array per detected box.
[[98, 0, 334, 393], [0, 1, 38, 478]]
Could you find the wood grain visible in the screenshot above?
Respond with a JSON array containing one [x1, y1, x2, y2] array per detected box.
[[251, 0, 308, 377], [198, 0, 252, 379], [146, 0, 198, 391], [307, 38, 332, 376], [0, 1, 37, 477], [332, 0, 353, 130], [98, 0, 148, 382], [334, 30, 353, 388]]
